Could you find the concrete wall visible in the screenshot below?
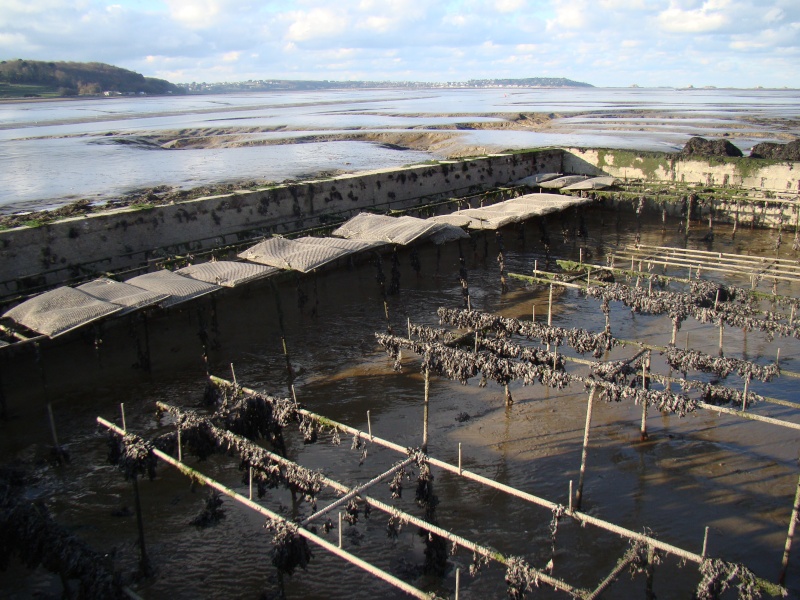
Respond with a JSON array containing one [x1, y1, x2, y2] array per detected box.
[[562, 148, 800, 193], [0, 150, 562, 298]]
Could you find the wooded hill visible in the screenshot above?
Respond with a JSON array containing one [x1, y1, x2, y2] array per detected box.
[[0, 60, 181, 98]]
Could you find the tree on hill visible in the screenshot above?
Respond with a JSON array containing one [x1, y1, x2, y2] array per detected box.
[[0, 59, 181, 96]]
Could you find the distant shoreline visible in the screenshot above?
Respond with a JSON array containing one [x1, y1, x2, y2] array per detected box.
[[2, 85, 799, 104]]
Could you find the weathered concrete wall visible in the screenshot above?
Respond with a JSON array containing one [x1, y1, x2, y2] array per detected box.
[[0, 150, 562, 297], [563, 148, 800, 193]]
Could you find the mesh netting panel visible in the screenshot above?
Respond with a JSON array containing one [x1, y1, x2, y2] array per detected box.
[[331, 213, 396, 238], [2, 286, 123, 337], [332, 213, 467, 245], [125, 270, 220, 308], [239, 237, 377, 272], [562, 176, 618, 191], [514, 173, 562, 186], [431, 194, 591, 230], [537, 175, 589, 189], [176, 261, 279, 287], [77, 278, 169, 314], [294, 237, 383, 252]]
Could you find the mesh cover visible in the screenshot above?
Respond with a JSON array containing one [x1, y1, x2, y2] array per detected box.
[[239, 237, 378, 272], [562, 176, 618, 191], [3, 286, 123, 337], [177, 261, 279, 287], [125, 270, 220, 308], [77, 278, 169, 314], [537, 175, 589, 189], [332, 213, 467, 245], [515, 173, 562, 186], [431, 193, 591, 230]]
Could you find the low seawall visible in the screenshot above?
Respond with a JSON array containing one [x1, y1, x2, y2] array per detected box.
[[0, 150, 561, 299], [3, 147, 798, 303]]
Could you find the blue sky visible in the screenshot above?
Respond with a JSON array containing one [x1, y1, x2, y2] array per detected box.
[[1, 0, 798, 87]]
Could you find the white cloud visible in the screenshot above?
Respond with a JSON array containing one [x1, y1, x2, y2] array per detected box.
[[657, 0, 731, 34], [285, 8, 349, 42], [163, 0, 224, 29], [495, 0, 526, 12], [545, 0, 589, 32], [0, 0, 796, 87]]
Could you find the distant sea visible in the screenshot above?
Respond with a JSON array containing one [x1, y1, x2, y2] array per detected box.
[[1, 87, 798, 213]]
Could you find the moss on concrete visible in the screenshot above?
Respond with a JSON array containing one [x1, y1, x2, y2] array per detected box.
[[595, 149, 674, 181]]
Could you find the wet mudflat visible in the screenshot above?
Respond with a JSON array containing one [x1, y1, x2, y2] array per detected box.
[[1, 207, 800, 598], [2, 87, 799, 213]]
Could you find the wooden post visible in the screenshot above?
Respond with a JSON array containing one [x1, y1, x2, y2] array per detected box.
[[640, 352, 650, 441], [455, 567, 461, 600], [338, 511, 343, 549], [131, 476, 149, 576], [779, 473, 800, 585], [47, 403, 60, 449], [422, 368, 430, 453], [719, 323, 724, 356], [177, 427, 182, 462], [702, 526, 710, 558], [575, 388, 597, 511], [367, 410, 372, 441], [742, 378, 750, 411], [458, 443, 462, 475], [645, 544, 656, 600], [120, 403, 127, 432], [569, 480, 573, 513], [548, 284, 553, 326], [671, 321, 678, 346], [249, 467, 253, 501]]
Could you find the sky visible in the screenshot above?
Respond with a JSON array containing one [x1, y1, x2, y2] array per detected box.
[[1, 0, 799, 88]]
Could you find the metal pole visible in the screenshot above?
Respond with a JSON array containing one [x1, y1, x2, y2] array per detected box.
[[575, 388, 597, 511]]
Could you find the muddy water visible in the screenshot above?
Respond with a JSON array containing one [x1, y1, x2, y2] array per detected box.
[[2, 208, 800, 599]]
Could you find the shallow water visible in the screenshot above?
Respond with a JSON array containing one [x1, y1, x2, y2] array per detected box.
[[1, 209, 800, 598], [2, 87, 799, 212]]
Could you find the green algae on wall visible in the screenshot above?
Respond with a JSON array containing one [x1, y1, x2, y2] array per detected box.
[[596, 149, 675, 181]]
